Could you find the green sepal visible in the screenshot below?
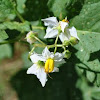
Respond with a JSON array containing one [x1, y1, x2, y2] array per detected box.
[[69, 37, 79, 45], [63, 50, 71, 59]]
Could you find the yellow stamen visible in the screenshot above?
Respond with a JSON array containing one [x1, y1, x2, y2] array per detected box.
[[62, 19, 69, 23], [45, 58, 54, 73]]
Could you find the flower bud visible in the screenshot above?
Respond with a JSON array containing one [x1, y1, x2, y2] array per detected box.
[[26, 31, 37, 44], [69, 37, 79, 45], [63, 40, 70, 46], [63, 50, 71, 59]]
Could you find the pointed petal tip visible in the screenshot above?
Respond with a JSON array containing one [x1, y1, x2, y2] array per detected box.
[[26, 69, 31, 74], [27, 68, 33, 74], [52, 67, 59, 72], [41, 83, 46, 87], [39, 77, 47, 87]]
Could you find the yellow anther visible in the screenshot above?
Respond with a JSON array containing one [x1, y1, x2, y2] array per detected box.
[[45, 58, 54, 73], [62, 19, 69, 23]]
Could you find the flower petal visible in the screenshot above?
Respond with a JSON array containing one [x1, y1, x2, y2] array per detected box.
[[54, 52, 64, 61], [27, 64, 38, 75], [68, 27, 79, 40], [60, 21, 68, 32], [44, 27, 58, 38], [36, 68, 47, 87], [27, 64, 47, 87], [30, 53, 42, 63], [54, 52, 65, 67], [59, 32, 69, 42], [52, 67, 59, 72], [42, 17, 58, 27], [42, 47, 51, 59], [54, 59, 65, 67]]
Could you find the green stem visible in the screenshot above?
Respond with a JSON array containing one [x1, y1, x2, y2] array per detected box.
[[15, 9, 25, 23], [54, 33, 59, 54], [34, 36, 46, 46], [32, 26, 45, 30], [48, 44, 62, 48], [62, 46, 66, 51], [12, 1, 25, 23], [32, 44, 63, 48], [28, 47, 35, 59]]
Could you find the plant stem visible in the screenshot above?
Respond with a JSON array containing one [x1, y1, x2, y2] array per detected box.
[[54, 33, 59, 54], [32, 44, 63, 48], [12, 0, 25, 23], [15, 8, 25, 23], [48, 44, 62, 48], [28, 47, 35, 59], [34, 36, 46, 46], [62, 46, 66, 51], [32, 26, 45, 30]]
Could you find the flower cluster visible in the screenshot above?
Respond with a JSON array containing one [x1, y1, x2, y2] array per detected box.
[[26, 16, 79, 87]]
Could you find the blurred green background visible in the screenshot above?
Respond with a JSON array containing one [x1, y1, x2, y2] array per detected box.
[[0, 0, 100, 100]]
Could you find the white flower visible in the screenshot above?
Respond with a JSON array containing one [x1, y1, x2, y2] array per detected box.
[[27, 53, 47, 87], [42, 17, 79, 43], [27, 47, 65, 87], [42, 47, 65, 73]]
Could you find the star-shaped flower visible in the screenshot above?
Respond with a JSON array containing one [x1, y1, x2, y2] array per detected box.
[[27, 47, 65, 87], [42, 17, 79, 43]]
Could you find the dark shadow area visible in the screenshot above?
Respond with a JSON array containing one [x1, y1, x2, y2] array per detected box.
[[66, 0, 85, 20], [5, 29, 20, 39], [23, 0, 53, 21], [10, 47, 83, 100], [89, 50, 100, 61]]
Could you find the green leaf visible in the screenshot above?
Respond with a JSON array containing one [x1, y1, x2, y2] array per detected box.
[[70, 0, 100, 33], [0, 0, 16, 22], [86, 71, 95, 83], [95, 74, 100, 87], [70, 0, 100, 86], [0, 30, 8, 39], [74, 30, 100, 84], [0, 21, 30, 32], [91, 87, 100, 100], [0, 44, 12, 60], [47, 0, 68, 19], [75, 30, 100, 58], [16, 0, 26, 14], [77, 77, 100, 100]]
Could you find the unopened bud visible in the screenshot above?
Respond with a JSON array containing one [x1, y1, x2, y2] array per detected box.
[[26, 31, 37, 44], [69, 37, 79, 45]]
